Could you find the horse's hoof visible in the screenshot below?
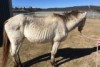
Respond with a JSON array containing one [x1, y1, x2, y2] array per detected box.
[[14, 65, 18, 67], [14, 64, 23, 67], [19, 64, 23, 67], [50, 61, 56, 67]]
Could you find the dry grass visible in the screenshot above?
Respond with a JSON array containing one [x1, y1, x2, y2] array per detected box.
[[0, 18, 100, 67]]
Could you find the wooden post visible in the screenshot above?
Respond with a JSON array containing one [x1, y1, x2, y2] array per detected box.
[[0, 0, 12, 46]]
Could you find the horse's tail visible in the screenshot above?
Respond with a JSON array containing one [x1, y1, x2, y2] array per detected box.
[[2, 22, 10, 67]]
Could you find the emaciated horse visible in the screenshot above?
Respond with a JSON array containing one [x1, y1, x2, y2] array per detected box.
[[2, 11, 87, 67]]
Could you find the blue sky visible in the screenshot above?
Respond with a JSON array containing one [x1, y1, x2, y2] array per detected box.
[[12, 0, 100, 8]]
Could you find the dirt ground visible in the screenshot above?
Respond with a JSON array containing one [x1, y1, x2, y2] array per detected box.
[[0, 18, 100, 67]]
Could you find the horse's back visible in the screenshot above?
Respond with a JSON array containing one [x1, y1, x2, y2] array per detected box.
[[24, 15, 59, 43], [24, 14, 67, 43]]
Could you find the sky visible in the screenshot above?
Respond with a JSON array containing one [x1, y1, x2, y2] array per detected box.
[[12, 0, 100, 8]]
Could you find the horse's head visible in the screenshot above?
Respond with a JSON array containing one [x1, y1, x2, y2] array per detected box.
[[64, 10, 87, 32], [78, 17, 86, 33], [75, 11, 87, 33]]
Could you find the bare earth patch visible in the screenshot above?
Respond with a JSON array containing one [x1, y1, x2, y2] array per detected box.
[[0, 18, 100, 67]]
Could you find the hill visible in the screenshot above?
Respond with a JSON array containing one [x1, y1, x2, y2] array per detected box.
[[13, 5, 100, 13]]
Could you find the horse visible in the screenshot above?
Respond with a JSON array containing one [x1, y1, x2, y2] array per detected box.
[[2, 10, 87, 67]]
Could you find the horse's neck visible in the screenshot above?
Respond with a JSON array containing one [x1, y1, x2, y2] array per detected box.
[[66, 18, 81, 32]]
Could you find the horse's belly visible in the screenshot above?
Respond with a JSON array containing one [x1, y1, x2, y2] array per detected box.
[[24, 29, 54, 43]]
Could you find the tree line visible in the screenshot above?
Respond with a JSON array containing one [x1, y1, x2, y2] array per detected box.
[[13, 5, 100, 13]]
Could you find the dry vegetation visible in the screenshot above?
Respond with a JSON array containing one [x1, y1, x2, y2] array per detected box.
[[0, 18, 100, 67]]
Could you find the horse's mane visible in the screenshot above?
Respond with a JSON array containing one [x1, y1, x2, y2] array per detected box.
[[53, 13, 66, 21], [64, 10, 79, 17], [25, 10, 82, 23], [53, 10, 81, 22]]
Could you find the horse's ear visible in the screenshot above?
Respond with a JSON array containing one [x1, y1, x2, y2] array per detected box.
[[78, 17, 86, 33]]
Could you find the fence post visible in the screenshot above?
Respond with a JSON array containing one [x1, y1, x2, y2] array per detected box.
[[0, 0, 12, 46]]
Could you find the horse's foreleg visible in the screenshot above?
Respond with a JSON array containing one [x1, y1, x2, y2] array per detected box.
[[51, 41, 60, 66]]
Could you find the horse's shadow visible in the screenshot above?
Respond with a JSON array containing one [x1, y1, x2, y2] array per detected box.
[[23, 46, 100, 67]]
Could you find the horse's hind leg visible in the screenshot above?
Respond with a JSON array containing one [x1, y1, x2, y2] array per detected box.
[[10, 38, 24, 67]]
